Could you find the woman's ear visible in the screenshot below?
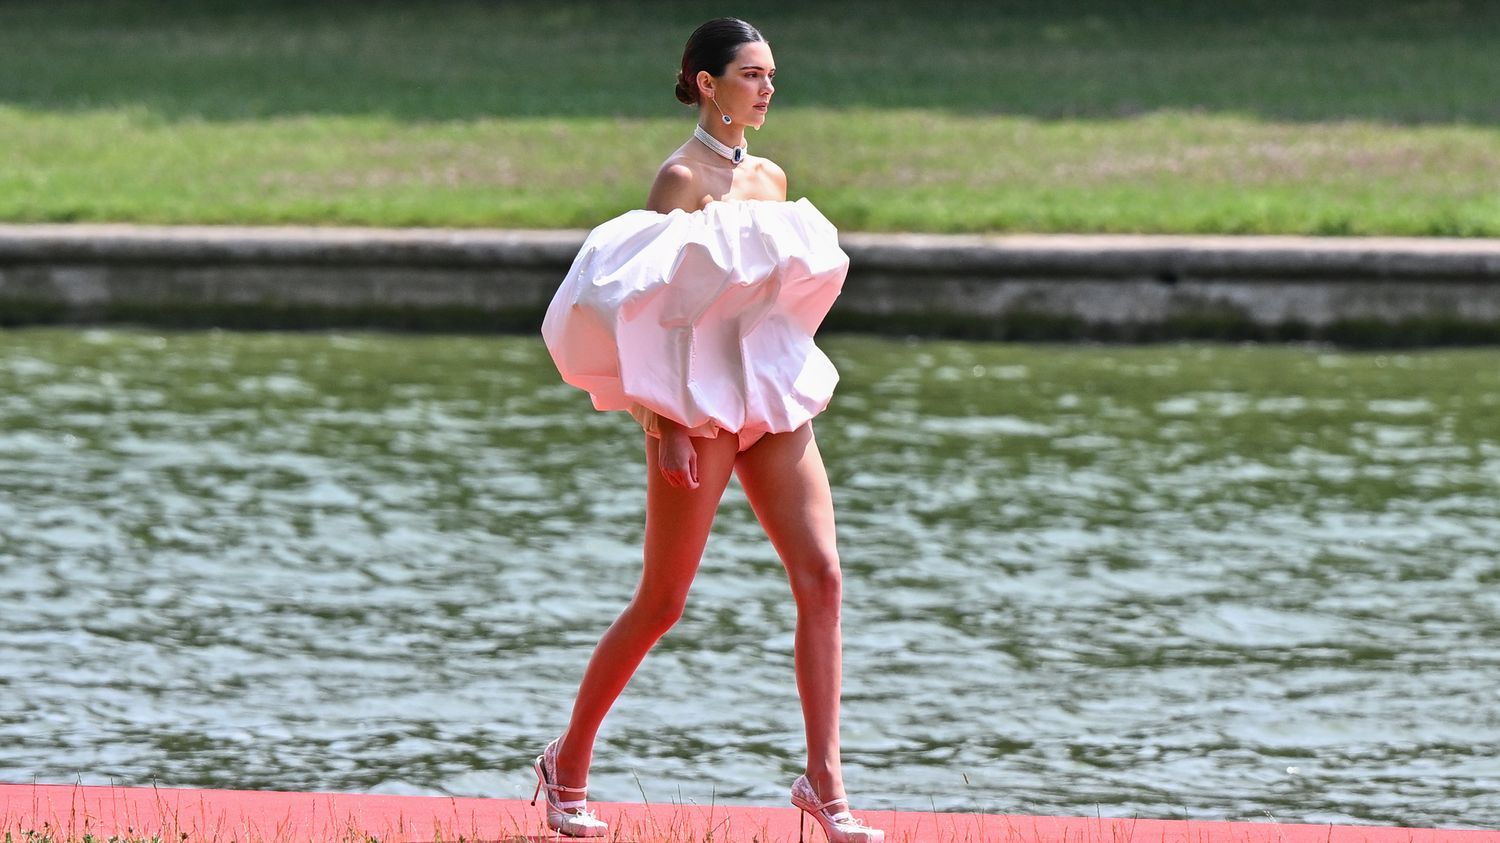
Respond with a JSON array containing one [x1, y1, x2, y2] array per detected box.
[[696, 69, 715, 100]]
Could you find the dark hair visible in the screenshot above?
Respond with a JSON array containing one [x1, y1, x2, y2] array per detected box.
[[674, 18, 765, 106]]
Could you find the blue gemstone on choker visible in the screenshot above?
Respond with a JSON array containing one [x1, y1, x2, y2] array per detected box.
[[693, 124, 747, 166]]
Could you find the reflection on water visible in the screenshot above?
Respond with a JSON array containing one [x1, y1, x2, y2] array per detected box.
[[1, 328, 1497, 829]]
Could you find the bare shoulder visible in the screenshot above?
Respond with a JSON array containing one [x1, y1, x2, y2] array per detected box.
[[646, 159, 699, 213], [755, 156, 788, 199]]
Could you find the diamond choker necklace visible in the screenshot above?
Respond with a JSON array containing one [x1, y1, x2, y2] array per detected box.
[[693, 124, 745, 165]]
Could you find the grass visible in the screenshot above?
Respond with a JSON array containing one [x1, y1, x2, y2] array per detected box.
[[0, 808, 939, 843], [0, 814, 1340, 843], [1, 0, 1498, 234]]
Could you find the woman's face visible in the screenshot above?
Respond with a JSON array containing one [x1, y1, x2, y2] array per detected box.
[[703, 41, 776, 129]]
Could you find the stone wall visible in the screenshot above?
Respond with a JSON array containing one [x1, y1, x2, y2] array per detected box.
[[2, 224, 1498, 344]]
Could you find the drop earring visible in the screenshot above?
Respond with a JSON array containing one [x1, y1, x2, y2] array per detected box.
[[712, 95, 732, 125]]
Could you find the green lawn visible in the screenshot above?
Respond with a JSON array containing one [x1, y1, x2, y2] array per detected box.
[[2, 0, 1497, 234]]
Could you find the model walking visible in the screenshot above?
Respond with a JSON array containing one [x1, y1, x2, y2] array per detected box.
[[536, 18, 883, 843]]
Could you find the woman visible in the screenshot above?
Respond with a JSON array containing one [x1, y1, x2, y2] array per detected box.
[[535, 18, 883, 843]]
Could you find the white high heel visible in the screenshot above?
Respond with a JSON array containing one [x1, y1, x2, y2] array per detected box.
[[790, 774, 884, 843], [530, 737, 608, 838]]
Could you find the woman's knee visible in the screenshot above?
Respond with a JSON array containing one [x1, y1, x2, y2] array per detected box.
[[789, 553, 843, 611], [624, 591, 690, 637]]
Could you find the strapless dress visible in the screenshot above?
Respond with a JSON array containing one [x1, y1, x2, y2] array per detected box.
[[541, 198, 849, 451]]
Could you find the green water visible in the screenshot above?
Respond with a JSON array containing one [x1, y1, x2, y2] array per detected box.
[[1, 328, 1496, 829]]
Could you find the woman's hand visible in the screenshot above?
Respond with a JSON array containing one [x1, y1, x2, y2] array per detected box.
[[658, 428, 700, 490]]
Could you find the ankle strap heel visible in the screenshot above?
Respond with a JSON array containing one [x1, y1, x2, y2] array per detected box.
[[790, 774, 884, 843], [531, 737, 608, 838]]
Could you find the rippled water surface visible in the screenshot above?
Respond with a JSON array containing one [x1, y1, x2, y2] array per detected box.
[[2, 328, 1498, 829]]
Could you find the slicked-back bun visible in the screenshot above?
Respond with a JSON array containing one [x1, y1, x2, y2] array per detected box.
[[676, 18, 764, 106]]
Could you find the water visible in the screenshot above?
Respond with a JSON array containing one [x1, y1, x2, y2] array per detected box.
[[1, 328, 1497, 830]]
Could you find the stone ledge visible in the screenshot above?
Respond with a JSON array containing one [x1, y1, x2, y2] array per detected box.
[[2, 223, 1499, 344], [3, 223, 1498, 277]]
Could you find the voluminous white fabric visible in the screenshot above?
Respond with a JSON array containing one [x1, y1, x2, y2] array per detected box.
[[542, 198, 849, 436]]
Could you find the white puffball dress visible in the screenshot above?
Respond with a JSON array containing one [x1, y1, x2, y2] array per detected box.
[[541, 198, 850, 451]]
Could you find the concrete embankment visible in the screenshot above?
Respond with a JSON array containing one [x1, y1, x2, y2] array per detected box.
[[2, 223, 1499, 344]]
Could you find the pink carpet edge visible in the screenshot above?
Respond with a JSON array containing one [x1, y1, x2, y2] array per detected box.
[[1, 782, 1494, 843]]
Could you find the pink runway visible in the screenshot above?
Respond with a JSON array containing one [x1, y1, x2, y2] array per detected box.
[[1, 783, 1494, 843]]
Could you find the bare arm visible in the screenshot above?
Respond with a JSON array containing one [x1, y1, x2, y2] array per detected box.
[[641, 162, 699, 442], [646, 162, 699, 214], [763, 159, 788, 200]]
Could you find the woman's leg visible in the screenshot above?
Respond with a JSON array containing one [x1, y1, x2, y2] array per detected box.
[[732, 422, 848, 802], [550, 430, 741, 800]]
